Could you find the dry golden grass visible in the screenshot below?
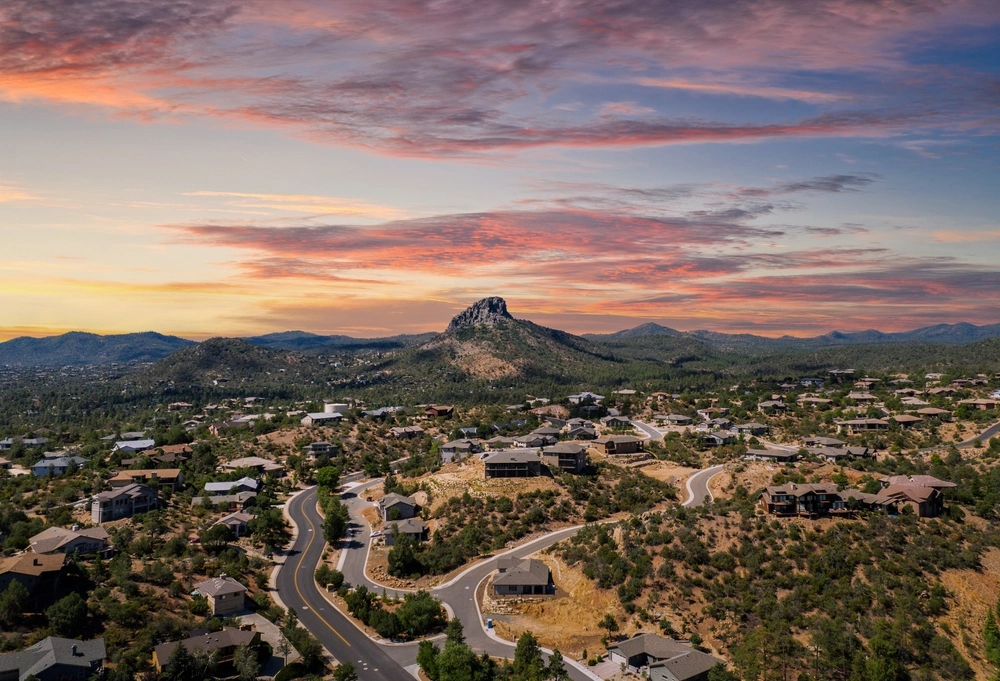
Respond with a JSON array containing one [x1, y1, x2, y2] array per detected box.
[[938, 548, 1000, 681]]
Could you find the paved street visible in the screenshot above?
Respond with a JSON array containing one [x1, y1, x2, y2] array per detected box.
[[280, 484, 600, 680], [682, 465, 725, 507]]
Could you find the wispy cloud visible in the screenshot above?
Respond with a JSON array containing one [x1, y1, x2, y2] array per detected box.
[[0, 183, 35, 203], [184, 191, 406, 220]]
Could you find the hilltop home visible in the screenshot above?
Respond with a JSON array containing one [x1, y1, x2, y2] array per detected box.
[[425, 405, 455, 417], [193, 575, 247, 617], [600, 415, 633, 429], [440, 439, 481, 461], [608, 635, 723, 681], [31, 456, 87, 477], [803, 436, 845, 448], [204, 477, 259, 495], [212, 512, 256, 538], [190, 491, 257, 511], [566, 426, 598, 440], [809, 446, 872, 463], [759, 483, 847, 517], [541, 443, 588, 474], [484, 449, 542, 478], [152, 628, 258, 672], [594, 435, 643, 455], [383, 518, 427, 546], [493, 558, 552, 596], [874, 485, 944, 517], [92, 483, 159, 523], [743, 449, 800, 464], [0, 554, 65, 597], [837, 418, 888, 435], [303, 441, 337, 458], [0, 637, 105, 681], [301, 412, 342, 426], [486, 436, 517, 451], [916, 407, 951, 421], [29, 526, 110, 556], [701, 432, 735, 447], [220, 456, 284, 475], [112, 438, 156, 453], [731, 422, 769, 436], [109, 468, 184, 491], [389, 426, 424, 439], [378, 493, 417, 521]]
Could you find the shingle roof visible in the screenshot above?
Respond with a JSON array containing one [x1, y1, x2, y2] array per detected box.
[[153, 628, 255, 663], [0, 552, 65, 577], [204, 477, 259, 493], [879, 475, 956, 489], [194, 575, 247, 598], [483, 449, 540, 464], [379, 493, 416, 509], [384, 518, 425, 535], [494, 558, 550, 587], [0, 637, 105, 680], [28, 526, 109, 554]]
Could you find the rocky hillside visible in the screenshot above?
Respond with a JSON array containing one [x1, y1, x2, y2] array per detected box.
[[413, 297, 619, 380]]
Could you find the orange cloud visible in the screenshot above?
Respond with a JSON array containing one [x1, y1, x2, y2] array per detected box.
[[184, 191, 406, 220]]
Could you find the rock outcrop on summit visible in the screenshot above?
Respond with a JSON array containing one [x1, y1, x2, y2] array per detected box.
[[445, 297, 515, 333]]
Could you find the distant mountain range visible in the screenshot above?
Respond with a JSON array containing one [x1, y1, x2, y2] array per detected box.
[[0, 331, 196, 367], [2, 309, 999, 368], [586, 321, 1000, 352]]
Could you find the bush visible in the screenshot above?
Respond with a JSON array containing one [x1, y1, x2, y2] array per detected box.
[[315, 565, 344, 590]]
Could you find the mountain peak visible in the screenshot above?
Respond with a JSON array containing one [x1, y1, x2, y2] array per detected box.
[[446, 297, 514, 333]]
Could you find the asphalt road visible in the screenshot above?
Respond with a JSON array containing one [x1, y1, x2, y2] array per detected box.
[[957, 421, 1000, 448], [631, 420, 665, 441], [275, 488, 415, 681], [682, 465, 725, 507], [282, 484, 599, 680]]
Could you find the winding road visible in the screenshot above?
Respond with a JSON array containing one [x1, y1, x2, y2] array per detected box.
[[957, 421, 1000, 448], [682, 465, 725, 508], [278, 484, 600, 680]]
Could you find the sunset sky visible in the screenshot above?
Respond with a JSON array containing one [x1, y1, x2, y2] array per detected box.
[[2, 0, 999, 340]]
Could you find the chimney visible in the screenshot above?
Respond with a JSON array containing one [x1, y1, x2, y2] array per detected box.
[[71, 644, 78, 656], [33, 557, 40, 566]]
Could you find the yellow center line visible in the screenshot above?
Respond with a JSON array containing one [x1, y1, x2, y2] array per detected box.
[[291, 489, 351, 647]]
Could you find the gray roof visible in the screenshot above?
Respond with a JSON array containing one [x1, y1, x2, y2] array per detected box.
[[0, 637, 105, 681], [608, 634, 718, 664], [154, 628, 256, 662], [384, 518, 426, 535], [379, 493, 416, 509], [94, 483, 156, 503], [494, 558, 550, 587], [650, 647, 723, 681], [543, 443, 588, 455], [483, 449, 540, 465], [194, 575, 247, 598], [204, 477, 259, 493]]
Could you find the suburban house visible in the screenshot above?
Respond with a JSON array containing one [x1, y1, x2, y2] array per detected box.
[[301, 412, 343, 426], [512, 434, 549, 448], [191, 492, 257, 510], [486, 436, 517, 450], [600, 415, 633, 429], [541, 443, 588, 474], [959, 398, 999, 411], [112, 438, 156, 453], [837, 418, 889, 435], [29, 526, 110, 555], [0, 436, 49, 451], [0, 636, 105, 681], [743, 449, 800, 464], [879, 475, 957, 492], [493, 558, 552, 596], [701, 432, 735, 447], [759, 483, 847, 517], [566, 426, 598, 440], [193, 575, 247, 617], [731, 422, 770, 436], [568, 392, 604, 404], [389, 426, 425, 439], [663, 414, 694, 426], [152, 628, 258, 672], [758, 400, 787, 414], [31, 456, 87, 477], [891, 414, 923, 427], [120, 444, 191, 467], [0, 554, 65, 598], [484, 449, 542, 478], [383, 518, 427, 546], [212, 512, 256, 538], [803, 436, 845, 448], [219, 456, 284, 475], [531, 426, 563, 440], [91, 483, 159, 523], [303, 441, 337, 458], [109, 468, 184, 491], [873, 485, 944, 517], [204, 477, 259, 495], [425, 405, 455, 418], [593, 435, 643, 455], [378, 493, 417, 521], [847, 392, 878, 402], [916, 407, 952, 421], [809, 446, 872, 463], [440, 439, 481, 460], [608, 635, 722, 681]]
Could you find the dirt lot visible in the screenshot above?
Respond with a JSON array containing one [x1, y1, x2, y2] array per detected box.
[[635, 462, 697, 487], [483, 550, 624, 658]]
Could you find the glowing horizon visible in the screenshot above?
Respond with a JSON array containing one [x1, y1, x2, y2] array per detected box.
[[2, 0, 999, 340]]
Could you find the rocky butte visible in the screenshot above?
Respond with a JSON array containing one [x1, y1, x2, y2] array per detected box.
[[445, 297, 515, 333]]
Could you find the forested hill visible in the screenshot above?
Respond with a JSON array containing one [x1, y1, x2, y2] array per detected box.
[[0, 331, 195, 367]]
